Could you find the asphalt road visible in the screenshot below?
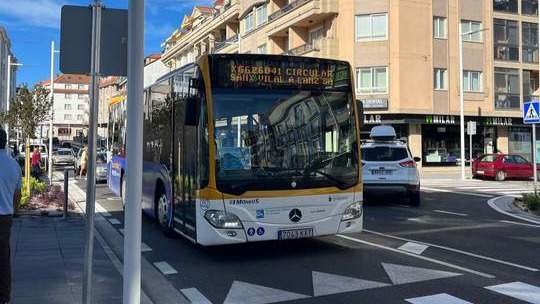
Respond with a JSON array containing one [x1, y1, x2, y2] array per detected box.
[[69, 172, 540, 304]]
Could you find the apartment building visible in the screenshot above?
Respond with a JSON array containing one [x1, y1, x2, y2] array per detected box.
[[0, 27, 17, 118], [161, 0, 540, 166], [41, 74, 91, 141]]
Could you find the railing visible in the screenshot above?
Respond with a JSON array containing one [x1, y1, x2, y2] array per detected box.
[[282, 43, 319, 56], [213, 34, 239, 52], [268, 0, 311, 22]]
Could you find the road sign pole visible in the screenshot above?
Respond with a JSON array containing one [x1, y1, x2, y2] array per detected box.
[[469, 132, 473, 175], [82, 1, 102, 304], [124, 0, 144, 303], [533, 124, 537, 193]]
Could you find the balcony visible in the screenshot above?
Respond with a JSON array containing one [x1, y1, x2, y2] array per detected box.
[[213, 34, 239, 53], [267, 0, 337, 37], [268, 0, 311, 22], [282, 43, 319, 56]]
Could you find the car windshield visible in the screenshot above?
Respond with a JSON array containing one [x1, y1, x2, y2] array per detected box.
[[480, 155, 496, 162], [97, 154, 107, 164], [213, 88, 358, 194], [362, 146, 409, 162], [55, 150, 72, 156]]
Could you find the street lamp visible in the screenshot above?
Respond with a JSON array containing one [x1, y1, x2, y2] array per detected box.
[[48, 40, 60, 182], [5, 55, 23, 155], [459, 25, 488, 180]]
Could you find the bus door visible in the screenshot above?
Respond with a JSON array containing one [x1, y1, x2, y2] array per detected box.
[[172, 98, 187, 232]]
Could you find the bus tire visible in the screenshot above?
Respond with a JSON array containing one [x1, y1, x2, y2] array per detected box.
[[155, 184, 173, 235]]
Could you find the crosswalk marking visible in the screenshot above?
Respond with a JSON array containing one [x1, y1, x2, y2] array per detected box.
[[312, 271, 389, 296], [485, 281, 540, 304], [153, 261, 178, 275], [108, 218, 121, 225], [223, 281, 309, 304], [181, 288, 213, 304], [406, 293, 473, 304], [398, 242, 429, 255], [382, 263, 462, 285]]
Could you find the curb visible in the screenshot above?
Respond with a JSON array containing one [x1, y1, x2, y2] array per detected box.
[[66, 180, 190, 304], [487, 196, 540, 225]]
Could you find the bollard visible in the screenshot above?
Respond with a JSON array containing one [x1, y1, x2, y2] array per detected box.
[[64, 169, 69, 218]]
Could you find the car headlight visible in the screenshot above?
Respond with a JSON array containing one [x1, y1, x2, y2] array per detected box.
[[341, 202, 363, 221], [96, 167, 106, 173], [204, 210, 243, 229]]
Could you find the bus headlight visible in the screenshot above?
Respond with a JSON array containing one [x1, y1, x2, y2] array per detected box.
[[341, 202, 362, 221], [204, 210, 243, 229]]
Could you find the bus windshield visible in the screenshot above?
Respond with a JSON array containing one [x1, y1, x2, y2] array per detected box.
[[213, 88, 358, 194]]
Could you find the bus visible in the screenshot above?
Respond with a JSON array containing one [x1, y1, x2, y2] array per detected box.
[[108, 54, 363, 246]]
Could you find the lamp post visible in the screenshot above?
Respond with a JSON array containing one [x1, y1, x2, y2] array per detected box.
[[49, 41, 60, 181], [5, 55, 22, 155], [459, 25, 487, 180]]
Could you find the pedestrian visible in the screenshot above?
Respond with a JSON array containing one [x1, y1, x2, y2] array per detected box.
[[0, 128, 22, 304], [30, 147, 41, 178], [80, 146, 88, 178]]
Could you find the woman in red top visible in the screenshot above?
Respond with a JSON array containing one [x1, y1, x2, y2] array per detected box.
[[30, 147, 41, 178]]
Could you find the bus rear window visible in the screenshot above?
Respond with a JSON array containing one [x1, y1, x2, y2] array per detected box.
[[362, 147, 409, 162]]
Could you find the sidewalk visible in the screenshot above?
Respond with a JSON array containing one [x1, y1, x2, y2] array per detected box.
[[11, 215, 123, 304]]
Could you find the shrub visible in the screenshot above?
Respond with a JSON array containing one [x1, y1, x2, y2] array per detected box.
[[20, 177, 47, 206], [522, 193, 540, 211]]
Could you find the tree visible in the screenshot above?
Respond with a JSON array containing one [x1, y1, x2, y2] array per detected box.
[[0, 84, 51, 188]]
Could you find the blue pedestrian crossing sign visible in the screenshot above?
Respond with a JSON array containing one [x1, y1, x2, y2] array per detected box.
[[523, 100, 540, 124]]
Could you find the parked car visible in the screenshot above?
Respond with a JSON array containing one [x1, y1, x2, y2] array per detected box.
[[18, 143, 48, 170], [361, 126, 421, 206], [95, 153, 108, 183], [52, 148, 75, 167], [472, 154, 539, 181]]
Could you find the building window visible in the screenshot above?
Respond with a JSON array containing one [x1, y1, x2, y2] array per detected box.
[[78, 84, 85, 90], [257, 44, 267, 54], [64, 114, 73, 120], [77, 114, 84, 121], [65, 93, 72, 99], [309, 26, 324, 49], [463, 71, 483, 92], [64, 104, 72, 110], [355, 14, 387, 41], [433, 17, 447, 39], [256, 5, 267, 27], [495, 67, 520, 109], [65, 84, 72, 89], [78, 94, 85, 99], [77, 104, 85, 110], [523, 70, 540, 101], [357, 67, 388, 94], [434, 68, 447, 90], [461, 20, 482, 42], [522, 0, 538, 15], [244, 12, 254, 33], [493, 0, 518, 13], [522, 22, 539, 63], [58, 128, 71, 136], [494, 19, 519, 61]]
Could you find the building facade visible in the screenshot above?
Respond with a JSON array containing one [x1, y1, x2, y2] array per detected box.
[[0, 27, 17, 119], [161, 0, 540, 166], [41, 74, 91, 141]]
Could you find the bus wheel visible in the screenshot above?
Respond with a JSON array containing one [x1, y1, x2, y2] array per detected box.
[[156, 187, 173, 235]]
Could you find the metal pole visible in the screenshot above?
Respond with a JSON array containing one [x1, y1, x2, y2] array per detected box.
[[469, 131, 473, 176], [533, 124, 537, 192], [49, 41, 55, 182], [5, 55, 11, 155], [64, 168, 69, 218], [124, 0, 144, 302], [82, 2, 102, 304], [459, 23, 466, 180]]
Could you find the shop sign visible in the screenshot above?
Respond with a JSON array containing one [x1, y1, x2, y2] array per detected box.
[[425, 115, 456, 124], [485, 117, 513, 126], [363, 114, 382, 124], [360, 98, 388, 110]]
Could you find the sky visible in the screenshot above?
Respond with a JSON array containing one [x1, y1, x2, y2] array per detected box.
[[0, 0, 212, 86]]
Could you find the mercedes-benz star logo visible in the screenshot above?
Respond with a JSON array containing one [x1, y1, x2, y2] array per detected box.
[[289, 208, 302, 222]]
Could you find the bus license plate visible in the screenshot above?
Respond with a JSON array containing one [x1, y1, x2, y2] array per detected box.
[[372, 169, 392, 175], [278, 228, 314, 240]]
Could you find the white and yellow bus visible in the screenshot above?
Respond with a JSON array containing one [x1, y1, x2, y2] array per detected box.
[[108, 54, 363, 246]]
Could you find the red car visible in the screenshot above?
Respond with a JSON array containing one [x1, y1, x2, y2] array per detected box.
[[472, 154, 539, 181]]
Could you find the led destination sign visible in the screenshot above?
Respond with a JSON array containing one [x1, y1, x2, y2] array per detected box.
[[213, 55, 351, 90]]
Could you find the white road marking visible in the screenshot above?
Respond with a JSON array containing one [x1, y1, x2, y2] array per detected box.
[[180, 288, 213, 304], [364, 229, 539, 272], [107, 197, 120, 201], [487, 197, 540, 225], [485, 282, 540, 304], [141, 242, 152, 252], [312, 271, 389, 296], [498, 190, 536, 194], [433, 210, 468, 217], [398, 242, 429, 255], [500, 220, 540, 228], [382, 263, 461, 285], [421, 187, 493, 198], [406, 293, 473, 304], [336, 235, 494, 278], [108, 218, 122, 225], [223, 281, 309, 304], [153, 261, 178, 275]]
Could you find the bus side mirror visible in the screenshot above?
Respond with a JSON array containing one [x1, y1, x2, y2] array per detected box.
[[185, 97, 200, 126], [356, 100, 364, 128]]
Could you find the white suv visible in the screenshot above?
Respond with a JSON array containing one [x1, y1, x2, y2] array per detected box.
[[361, 126, 421, 206]]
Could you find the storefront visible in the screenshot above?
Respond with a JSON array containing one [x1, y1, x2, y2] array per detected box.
[[362, 113, 521, 166]]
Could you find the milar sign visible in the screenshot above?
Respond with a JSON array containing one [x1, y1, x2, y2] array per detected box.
[[425, 115, 456, 124]]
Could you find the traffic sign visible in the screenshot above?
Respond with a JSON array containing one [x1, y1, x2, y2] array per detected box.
[[523, 100, 540, 124], [467, 121, 476, 135]]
